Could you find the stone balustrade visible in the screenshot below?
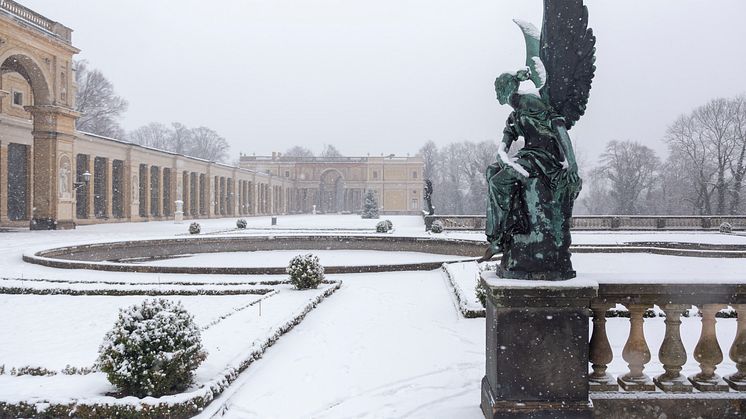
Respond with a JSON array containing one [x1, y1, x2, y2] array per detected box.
[[0, 0, 72, 43], [589, 282, 746, 416], [425, 214, 746, 232]]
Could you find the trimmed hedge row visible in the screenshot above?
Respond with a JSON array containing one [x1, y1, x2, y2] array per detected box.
[[0, 282, 342, 419]]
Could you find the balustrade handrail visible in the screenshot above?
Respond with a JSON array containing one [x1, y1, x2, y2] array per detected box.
[[424, 214, 746, 231], [595, 282, 746, 306], [0, 0, 72, 43]]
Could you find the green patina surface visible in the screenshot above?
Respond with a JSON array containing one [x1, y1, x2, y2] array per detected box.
[[483, 0, 596, 280]]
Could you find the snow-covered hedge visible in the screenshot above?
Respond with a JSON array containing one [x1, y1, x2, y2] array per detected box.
[[0, 282, 342, 419], [236, 218, 247, 229], [376, 219, 393, 233], [430, 220, 444, 233], [189, 222, 201, 235], [720, 222, 733, 234], [97, 299, 207, 398], [287, 254, 325, 290]]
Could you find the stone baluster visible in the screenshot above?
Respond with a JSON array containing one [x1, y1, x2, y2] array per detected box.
[[589, 302, 618, 391], [725, 304, 746, 391], [689, 304, 729, 391], [618, 304, 655, 391], [654, 304, 692, 392]]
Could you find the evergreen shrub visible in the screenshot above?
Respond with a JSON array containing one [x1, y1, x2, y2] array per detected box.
[[97, 299, 207, 398], [287, 254, 325, 290], [189, 222, 201, 234]]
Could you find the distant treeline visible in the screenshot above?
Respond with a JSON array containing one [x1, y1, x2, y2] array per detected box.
[[420, 95, 746, 216]]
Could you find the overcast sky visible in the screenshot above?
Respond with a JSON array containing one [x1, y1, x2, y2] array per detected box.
[[22, 0, 746, 164]]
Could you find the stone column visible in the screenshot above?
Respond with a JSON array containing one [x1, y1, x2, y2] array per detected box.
[[26, 106, 79, 229], [480, 271, 596, 419]]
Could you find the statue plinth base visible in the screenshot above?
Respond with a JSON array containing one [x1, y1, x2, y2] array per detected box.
[[480, 271, 597, 419], [496, 265, 575, 281]]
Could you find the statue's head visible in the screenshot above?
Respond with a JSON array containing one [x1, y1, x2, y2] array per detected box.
[[495, 73, 519, 105]]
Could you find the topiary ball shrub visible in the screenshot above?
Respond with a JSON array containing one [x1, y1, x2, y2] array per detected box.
[[287, 254, 325, 290], [189, 222, 201, 235], [376, 220, 391, 233], [97, 299, 207, 398], [236, 218, 247, 229], [720, 222, 733, 234], [430, 220, 444, 233]]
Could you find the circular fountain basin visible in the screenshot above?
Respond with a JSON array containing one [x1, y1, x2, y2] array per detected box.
[[23, 235, 746, 275]]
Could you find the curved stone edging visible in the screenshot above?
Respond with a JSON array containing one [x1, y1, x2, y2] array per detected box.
[[22, 235, 746, 276], [23, 235, 485, 275]]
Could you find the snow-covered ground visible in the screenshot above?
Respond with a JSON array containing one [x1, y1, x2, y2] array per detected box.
[[137, 250, 460, 268], [1, 215, 745, 417], [203, 271, 486, 419]]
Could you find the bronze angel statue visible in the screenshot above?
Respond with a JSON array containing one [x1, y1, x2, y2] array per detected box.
[[481, 0, 596, 280]]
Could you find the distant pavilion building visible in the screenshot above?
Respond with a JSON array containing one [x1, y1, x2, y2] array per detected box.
[[240, 153, 425, 215]]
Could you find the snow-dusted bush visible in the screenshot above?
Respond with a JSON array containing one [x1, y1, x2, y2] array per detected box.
[[287, 254, 325, 290], [97, 299, 207, 398], [236, 218, 247, 229], [430, 220, 444, 233], [361, 190, 379, 219], [720, 222, 733, 234], [376, 220, 392, 233], [189, 222, 201, 235]]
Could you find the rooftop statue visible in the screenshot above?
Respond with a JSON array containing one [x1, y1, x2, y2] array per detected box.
[[481, 0, 596, 280]]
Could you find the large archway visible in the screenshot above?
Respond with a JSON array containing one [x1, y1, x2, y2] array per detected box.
[[0, 48, 78, 229], [319, 169, 345, 213]]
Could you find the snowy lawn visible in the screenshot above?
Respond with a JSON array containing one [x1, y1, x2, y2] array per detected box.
[[1, 216, 745, 416], [0, 283, 339, 404], [136, 250, 459, 268], [202, 270, 486, 419], [0, 294, 265, 371]]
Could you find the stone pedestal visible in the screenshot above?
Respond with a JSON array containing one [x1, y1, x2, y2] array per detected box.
[[174, 200, 184, 223], [481, 271, 597, 419]]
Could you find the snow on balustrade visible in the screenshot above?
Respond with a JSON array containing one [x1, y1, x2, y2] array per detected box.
[[0, 0, 72, 42]]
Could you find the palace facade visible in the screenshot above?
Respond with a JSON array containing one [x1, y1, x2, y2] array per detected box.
[[0, 1, 423, 229], [240, 153, 424, 215]]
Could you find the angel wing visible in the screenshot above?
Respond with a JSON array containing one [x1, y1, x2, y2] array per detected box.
[[513, 19, 544, 90], [539, 0, 596, 129]]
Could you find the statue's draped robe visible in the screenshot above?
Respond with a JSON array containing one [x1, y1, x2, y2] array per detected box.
[[486, 93, 582, 280]]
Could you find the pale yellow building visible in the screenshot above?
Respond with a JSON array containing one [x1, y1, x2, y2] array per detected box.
[[0, 1, 423, 228], [240, 153, 425, 215]]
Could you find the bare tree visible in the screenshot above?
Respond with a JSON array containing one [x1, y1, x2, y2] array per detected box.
[[729, 95, 746, 214], [128, 122, 172, 151], [665, 97, 742, 215], [284, 146, 315, 158], [170, 122, 192, 155], [419, 141, 438, 181], [598, 140, 660, 215], [581, 167, 614, 215], [320, 144, 343, 158], [188, 126, 229, 162], [74, 60, 128, 138]]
